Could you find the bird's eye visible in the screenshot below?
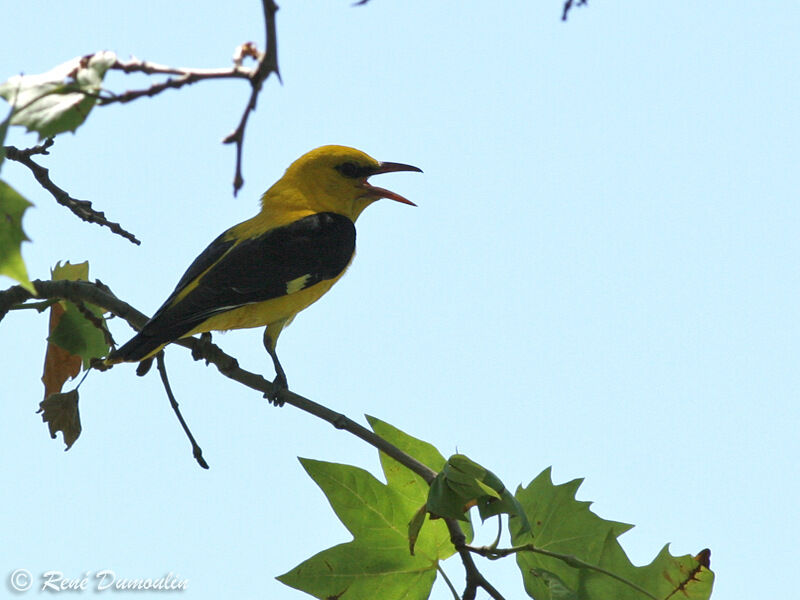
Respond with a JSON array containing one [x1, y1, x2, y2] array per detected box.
[[335, 161, 365, 178]]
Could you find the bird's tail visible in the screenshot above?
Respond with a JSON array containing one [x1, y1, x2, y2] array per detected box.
[[105, 331, 164, 365]]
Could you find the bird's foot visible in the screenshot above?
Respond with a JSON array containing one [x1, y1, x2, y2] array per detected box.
[[191, 332, 213, 362], [264, 373, 288, 407]]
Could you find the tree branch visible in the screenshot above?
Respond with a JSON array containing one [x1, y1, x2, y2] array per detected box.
[[444, 519, 506, 600], [0, 279, 437, 484], [3, 140, 141, 245], [562, 0, 588, 21], [155, 351, 209, 469], [101, 59, 251, 105], [4, 138, 54, 159], [99, 2, 281, 196], [222, 0, 281, 195]]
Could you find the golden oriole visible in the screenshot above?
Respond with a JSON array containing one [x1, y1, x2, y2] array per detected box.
[[106, 145, 421, 400]]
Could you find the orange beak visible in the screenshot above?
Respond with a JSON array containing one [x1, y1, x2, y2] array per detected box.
[[362, 161, 423, 206]]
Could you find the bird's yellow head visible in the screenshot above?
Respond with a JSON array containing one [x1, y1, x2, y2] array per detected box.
[[273, 145, 422, 221]]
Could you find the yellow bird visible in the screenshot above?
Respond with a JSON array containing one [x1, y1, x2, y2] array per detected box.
[[106, 145, 421, 400]]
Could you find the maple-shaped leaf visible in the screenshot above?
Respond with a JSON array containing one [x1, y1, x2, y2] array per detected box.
[[0, 180, 35, 293], [277, 458, 445, 600], [38, 389, 81, 450], [0, 51, 116, 139], [511, 468, 714, 600], [45, 260, 110, 368]]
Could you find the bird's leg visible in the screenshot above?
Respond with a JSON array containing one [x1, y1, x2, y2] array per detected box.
[[263, 327, 288, 406]]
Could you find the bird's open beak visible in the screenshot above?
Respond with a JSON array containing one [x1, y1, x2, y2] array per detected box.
[[362, 161, 423, 206]]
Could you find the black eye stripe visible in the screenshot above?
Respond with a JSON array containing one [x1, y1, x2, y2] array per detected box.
[[335, 161, 373, 178]]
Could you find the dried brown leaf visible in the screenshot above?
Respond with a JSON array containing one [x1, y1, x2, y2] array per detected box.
[[38, 389, 81, 450], [41, 302, 81, 397]]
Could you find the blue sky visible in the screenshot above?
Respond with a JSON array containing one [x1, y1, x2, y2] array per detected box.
[[2, 2, 798, 598]]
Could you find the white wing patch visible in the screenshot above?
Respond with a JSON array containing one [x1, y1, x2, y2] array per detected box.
[[286, 274, 312, 295]]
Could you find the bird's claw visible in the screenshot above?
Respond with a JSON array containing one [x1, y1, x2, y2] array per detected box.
[[264, 374, 288, 406]]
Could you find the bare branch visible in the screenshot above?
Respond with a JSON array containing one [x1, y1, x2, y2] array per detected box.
[[5, 137, 55, 158], [0, 279, 436, 483], [156, 352, 209, 469], [186, 331, 437, 482], [3, 140, 141, 245], [101, 59, 251, 105], [66, 3, 281, 197], [562, 0, 588, 21], [222, 0, 281, 195]]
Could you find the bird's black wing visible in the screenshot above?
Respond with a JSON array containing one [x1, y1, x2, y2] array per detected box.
[[112, 212, 355, 360], [171, 231, 236, 293]]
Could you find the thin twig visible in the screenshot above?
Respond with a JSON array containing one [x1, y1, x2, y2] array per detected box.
[[101, 60, 251, 105], [222, 0, 281, 195], [79, 3, 279, 196], [7, 137, 55, 158], [3, 141, 141, 245], [155, 351, 209, 469], [112, 58, 249, 78], [562, 0, 588, 21], [467, 543, 658, 600]]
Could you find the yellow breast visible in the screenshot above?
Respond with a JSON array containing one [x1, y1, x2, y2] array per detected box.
[[183, 275, 343, 338]]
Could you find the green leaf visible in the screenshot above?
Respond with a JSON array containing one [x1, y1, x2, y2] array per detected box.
[[0, 51, 117, 139], [52, 259, 89, 282], [511, 468, 714, 600], [427, 454, 531, 534], [278, 540, 436, 600], [0, 180, 35, 293], [47, 261, 110, 367], [368, 416, 473, 545], [278, 458, 445, 600]]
